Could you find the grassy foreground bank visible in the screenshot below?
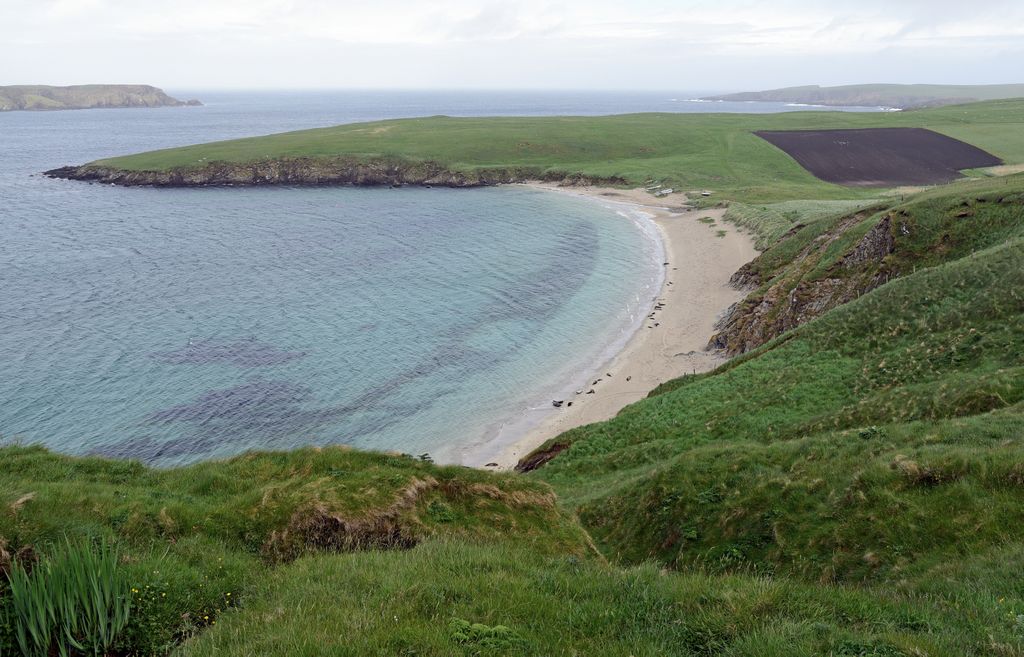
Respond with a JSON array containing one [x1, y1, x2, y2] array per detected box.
[[64, 98, 1024, 203]]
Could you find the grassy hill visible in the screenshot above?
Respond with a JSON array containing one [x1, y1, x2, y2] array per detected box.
[[0, 85, 199, 112], [49, 98, 1024, 204], [705, 83, 1024, 109], [532, 174, 1023, 502]]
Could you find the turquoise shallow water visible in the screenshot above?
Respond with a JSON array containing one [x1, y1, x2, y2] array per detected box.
[[1, 91, 877, 465], [2, 182, 655, 465]]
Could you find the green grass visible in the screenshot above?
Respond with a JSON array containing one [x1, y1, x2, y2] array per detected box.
[[0, 447, 588, 654], [89, 99, 1024, 204], [0, 446, 583, 557], [175, 540, 1021, 657], [723, 199, 882, 249], [530, 178, 1024, 590]]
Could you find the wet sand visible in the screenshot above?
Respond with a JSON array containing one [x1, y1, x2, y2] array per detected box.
[[462, 184, 758, 470]]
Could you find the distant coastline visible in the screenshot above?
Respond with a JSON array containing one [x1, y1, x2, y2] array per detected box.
[[703, 83, 1024, 109], [0, 84, 200, 112]]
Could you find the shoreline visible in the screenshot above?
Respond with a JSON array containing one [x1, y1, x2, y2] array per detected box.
[[458, 184, 759, 470]]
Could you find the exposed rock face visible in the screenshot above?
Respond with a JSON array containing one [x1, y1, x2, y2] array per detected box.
[[709, 213, 897, 355], [0, 85, 200, 111], [515, 442, 569, 473], [45, 158, 624, 189]]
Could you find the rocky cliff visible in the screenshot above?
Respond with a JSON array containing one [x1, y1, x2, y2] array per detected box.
[[709, 188, 1024, 355], [709, 212, 897, 354], [45, 157, 622, 188]]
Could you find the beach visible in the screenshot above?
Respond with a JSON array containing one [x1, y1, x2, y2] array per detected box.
[[462, 184, 758, 469]]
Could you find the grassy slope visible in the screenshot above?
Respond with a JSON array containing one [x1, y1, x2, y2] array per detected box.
[[723, 198, 883, 249], [0, 446, 585, 557], [92, 99, 1024, 203], [707, 174, 1024, 353], [531, 177, 1024, 584], [176, 541, 1018, 657]]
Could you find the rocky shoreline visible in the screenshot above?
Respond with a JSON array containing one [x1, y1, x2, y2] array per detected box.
[[44, 158, 624, 188]]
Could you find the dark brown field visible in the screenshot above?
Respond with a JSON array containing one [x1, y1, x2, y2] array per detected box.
[[755, 127, 1002, 187]]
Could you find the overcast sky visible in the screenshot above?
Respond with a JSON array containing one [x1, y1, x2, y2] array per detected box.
[[3, 0, 1023, 91]]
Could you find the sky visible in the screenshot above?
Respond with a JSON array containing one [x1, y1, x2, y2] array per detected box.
[[3, 0, 1023, 91]]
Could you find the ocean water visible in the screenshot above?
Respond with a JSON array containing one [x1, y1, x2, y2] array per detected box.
[[0, 90, 880, 466]]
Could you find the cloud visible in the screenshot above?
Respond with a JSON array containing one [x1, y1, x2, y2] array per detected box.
[[2, 0, 1022, 88]]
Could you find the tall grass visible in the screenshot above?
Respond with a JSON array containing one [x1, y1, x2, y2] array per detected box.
[[6, 539, 131, 657]]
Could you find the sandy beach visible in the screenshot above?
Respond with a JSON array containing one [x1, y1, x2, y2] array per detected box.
[[461, 184, 758, 470]]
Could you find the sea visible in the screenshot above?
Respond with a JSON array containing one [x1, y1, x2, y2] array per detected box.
[[0, 90, 883, 466]]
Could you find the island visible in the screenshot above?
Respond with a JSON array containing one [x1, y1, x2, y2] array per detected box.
[[703, 82, 1024, 109], [0, 84, 201, 112]]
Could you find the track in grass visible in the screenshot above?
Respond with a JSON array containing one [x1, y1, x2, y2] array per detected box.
[[755, 127, 1002, 187]]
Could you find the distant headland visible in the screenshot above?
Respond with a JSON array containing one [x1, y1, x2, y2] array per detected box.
[[0, 84, 201, 111], [703, 83, 1024, 109]]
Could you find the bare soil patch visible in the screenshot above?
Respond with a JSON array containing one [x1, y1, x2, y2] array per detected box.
[[756, 128, 1001, 187]]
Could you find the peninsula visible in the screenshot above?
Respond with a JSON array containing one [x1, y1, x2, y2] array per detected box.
[[45, 98, 1023, 201], [704, 82, 1024, 109], [0, 84, 201, 111]]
